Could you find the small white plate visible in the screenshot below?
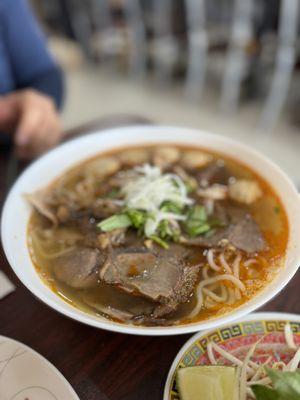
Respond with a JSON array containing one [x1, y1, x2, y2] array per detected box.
[[0, 335, 79, 400]]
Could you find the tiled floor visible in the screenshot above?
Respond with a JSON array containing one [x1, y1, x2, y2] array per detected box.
[[62, 64, 300, 185]]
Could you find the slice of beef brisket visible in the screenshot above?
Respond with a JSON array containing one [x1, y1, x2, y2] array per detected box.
[[99, 245, 201, 319], [181, 205, 266, 253], [53, 247, 105, 288]]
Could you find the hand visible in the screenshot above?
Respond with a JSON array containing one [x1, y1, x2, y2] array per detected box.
[[0, 89, 62, 159]]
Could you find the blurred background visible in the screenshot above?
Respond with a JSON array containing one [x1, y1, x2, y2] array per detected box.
[[30, 0, 300, 183]]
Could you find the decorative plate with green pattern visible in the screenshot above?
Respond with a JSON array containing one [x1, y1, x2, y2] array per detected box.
[[164, 312, 300, 400]]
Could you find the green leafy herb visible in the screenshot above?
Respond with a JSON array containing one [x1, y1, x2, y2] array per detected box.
[[149, 235, 169, 249], [98, 214, 132, 232], [252, 369, 300, 400], [252, 385, 279, 400]]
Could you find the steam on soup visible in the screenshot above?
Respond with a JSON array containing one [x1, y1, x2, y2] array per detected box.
[[27, 145, 288, 326]]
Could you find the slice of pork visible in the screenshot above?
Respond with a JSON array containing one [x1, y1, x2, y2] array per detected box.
[[53, 247, 104, 288], [99, 247, 200, 312]]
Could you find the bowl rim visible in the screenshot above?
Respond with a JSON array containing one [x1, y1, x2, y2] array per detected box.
[[1, 125, 300, 336], [163, 311, 300, 399]]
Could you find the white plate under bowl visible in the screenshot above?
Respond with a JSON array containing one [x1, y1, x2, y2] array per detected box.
[[2, 126, 300, 336], [0, 335, 79, 400]]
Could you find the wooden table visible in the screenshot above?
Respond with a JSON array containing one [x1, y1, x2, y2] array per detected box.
[[0, 119, 299, 400]]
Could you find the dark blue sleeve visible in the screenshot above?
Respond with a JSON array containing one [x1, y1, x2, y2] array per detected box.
[[2, 0, 64, 109]]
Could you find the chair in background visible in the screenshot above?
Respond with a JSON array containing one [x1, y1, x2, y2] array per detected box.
[[35, 0, 300, 132]]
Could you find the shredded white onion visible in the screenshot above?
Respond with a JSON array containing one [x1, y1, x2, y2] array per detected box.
[[121, 164, 193, 237], [123, 164, 193, 212]]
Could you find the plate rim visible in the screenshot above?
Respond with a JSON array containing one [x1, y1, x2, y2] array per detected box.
[[0, 335, 80, 400], [163, 311, 300, 400]]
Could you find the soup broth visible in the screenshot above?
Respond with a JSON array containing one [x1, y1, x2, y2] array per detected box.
[[27, 145, 289, 326]]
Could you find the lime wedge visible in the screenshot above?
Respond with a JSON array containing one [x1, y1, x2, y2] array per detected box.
[[177, 365, 239, 400]]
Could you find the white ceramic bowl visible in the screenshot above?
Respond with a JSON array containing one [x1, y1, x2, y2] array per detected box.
[[2, 126, 300, 336]]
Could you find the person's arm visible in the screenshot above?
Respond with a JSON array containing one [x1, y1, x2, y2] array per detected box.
[[0, 0, 64, 158], [2, 0, 64, 109]]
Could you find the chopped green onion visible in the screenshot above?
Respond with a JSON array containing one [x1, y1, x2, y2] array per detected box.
[[149, 235, 169, 249], [126, 209, 147, 228], [185, 205, 209, 237], [98, 214, 132, 232], [160, 201, 183, 214], [158, 219, 180, 241], [190, 223, 211, 236], [158, 219, 173, 238], [189, 205, 207, 221]]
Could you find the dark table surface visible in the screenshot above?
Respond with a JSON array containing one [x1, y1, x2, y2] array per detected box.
[[0, 119, 299, 400]]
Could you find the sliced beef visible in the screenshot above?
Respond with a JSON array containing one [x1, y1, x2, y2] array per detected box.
[[98, 228, 127, 249], [99, 246, 200, 315], [196, 162, 230, 187], [92, 198, 123, 219], [226, 214, 266, 253], [25, 191, 57, 225], [53, 247, 104, 288], [181, 210, 266, 253], [82, 285, 156, 323], [82, 297, 155, 323]]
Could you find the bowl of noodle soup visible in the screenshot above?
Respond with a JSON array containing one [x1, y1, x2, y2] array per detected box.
[[1, 126, 300, 335]]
